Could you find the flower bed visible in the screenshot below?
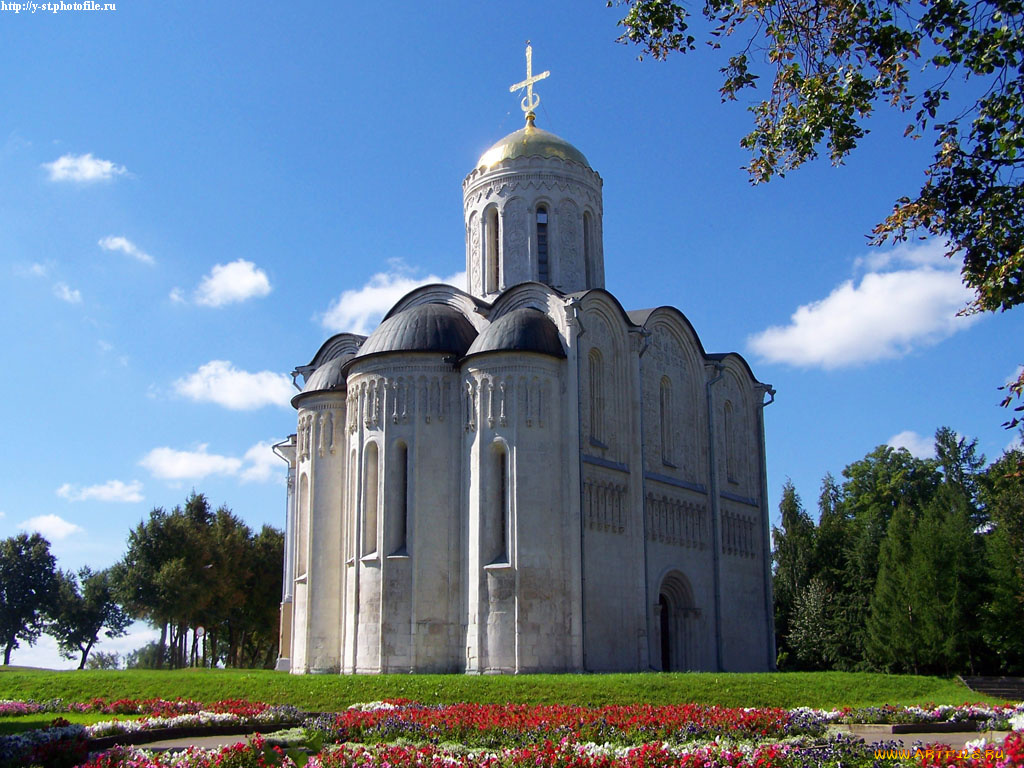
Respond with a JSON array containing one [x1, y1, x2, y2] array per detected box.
[[307, 700, 801, 746], [3, 698, 1024, 768], [77, 731, 1024, 768], [0, 700, 303, 768], [0, 697, 279, 718]]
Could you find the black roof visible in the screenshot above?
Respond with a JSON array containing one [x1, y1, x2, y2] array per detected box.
[[352, 303, 477, 361], [464, 307, 565, 360]]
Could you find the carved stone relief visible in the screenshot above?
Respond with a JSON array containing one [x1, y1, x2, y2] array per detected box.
[[722, 509, 757, 558], [645, 493, 707, 548], [469, 212, 481, 294], [502, 199, 528, 286], [583, 477, 628, 533], [557, 199, 580, 289]]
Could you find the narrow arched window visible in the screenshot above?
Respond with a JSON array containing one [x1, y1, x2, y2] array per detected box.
[[486, 207, 500, 293], [583, 211, 593, 286], [388, 441, 409, 555], [346, 449, 357, 560], [660, 376, 674, 466], [490, 443, 509, 564], [589, 348, 605, 445], [536, 205, 549, 283], [362, 442, 379, 556], [297, 474, 309, 576], [723, 401, 736, 484]]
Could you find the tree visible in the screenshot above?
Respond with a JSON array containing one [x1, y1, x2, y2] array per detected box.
[[980, 446, 1024, 671], [934, 426, 986, 521], [0, 533, 58, 665], [85, 650, 121, 670], [611, 0, 1024, 408], [48, 567, 131, 670], [113, 492, 283, 669], [840, 445, 940, 662], [771, 480, 817, 665], [866, 503, 920, 672], [124, 641, 169, 670], [912, 487, 987, 674], [788, 577, 840, 668]]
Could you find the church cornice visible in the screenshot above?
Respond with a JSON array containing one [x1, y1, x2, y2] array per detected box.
[[463, 154, 602, 193], [463, 174, 603, 214]]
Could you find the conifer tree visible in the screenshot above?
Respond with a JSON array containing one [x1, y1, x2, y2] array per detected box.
[[771, 480, 817, 664], [866, 504, 919, 672]]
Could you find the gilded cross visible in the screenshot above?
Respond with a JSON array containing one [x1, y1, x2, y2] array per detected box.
[[509, 41, 549, 117]]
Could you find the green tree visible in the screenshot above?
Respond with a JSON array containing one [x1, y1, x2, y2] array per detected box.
[[813, 473, 849, 597], [124, 641, 168, 670], [113, 492, 282, 669], [0, 533, 58, 665], [788, 577, 840, 669], [840, 446, 940, 663], [980, 446, 1024, 671], [910, 487, 987, 673], [771, 479, 817, 665], [934, 426, 986, 521], [48, 567, 131, 670], [84, 650, 121, 670], [610, 0, 1024, 406], [866, 503, 921, 671]]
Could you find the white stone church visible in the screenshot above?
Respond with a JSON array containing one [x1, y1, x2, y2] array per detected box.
[[274, 51, 776, 674]]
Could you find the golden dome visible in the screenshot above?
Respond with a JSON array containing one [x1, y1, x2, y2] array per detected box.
[[477, 114, 590, 169]]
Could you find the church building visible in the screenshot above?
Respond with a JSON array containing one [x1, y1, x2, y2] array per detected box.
[[274, 48, 776, 674]]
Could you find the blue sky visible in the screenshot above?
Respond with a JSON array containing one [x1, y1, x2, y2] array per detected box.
[[2, 1, 1020, 668]]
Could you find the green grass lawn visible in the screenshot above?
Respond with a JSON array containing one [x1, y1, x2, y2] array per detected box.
[[0, 667, 1004, 712], [0, 712, 144, 736]]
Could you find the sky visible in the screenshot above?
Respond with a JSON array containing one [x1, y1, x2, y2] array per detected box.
[[1, 1, 1020, 668]]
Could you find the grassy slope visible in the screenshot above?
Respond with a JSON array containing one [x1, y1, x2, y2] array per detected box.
[[0, 668, 1002, 711], [0, 712, 142, 736]]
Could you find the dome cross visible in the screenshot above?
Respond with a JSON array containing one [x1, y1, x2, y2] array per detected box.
[[509, 41, 549, 119]]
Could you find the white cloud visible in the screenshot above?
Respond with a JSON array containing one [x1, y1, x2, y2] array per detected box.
[[321, 263, 467, 335], [1006, 365, 1024, 386], [53, 282, 82, 304], [98, 235, 154, 265], [194, 259, 271, 307], [748, 243, 978, 369], [172, 360, 293, 410], [139, 440, 282, 484], [139, 444, 243, 481], [0, 510, 5, 519], [887, 430, 936, 459], [169, 287, 186, 304], [18, 514, 83, 540], [240, 440, 285, 483], [43, 152, 127, 182], [853, 240, 952, 272], [57, 480, 143, 503], [14, 262, 50, 278]]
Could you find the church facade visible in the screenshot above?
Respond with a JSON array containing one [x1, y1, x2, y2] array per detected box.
[[275, 65, 775, 674]]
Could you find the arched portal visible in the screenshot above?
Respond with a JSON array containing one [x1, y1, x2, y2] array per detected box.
[[656, 571, 697, 671]]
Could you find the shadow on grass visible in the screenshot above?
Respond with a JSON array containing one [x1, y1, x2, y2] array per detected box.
[[0, 717, 69, 735]]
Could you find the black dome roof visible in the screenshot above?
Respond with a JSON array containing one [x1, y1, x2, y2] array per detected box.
[[464, 307, 565, 359], [302, 356, 349, 392], [353, 303, 477, 361]]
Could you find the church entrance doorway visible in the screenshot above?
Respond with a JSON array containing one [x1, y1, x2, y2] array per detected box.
[[658, 594, 671, 671], [656, 571, 696, 672]]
